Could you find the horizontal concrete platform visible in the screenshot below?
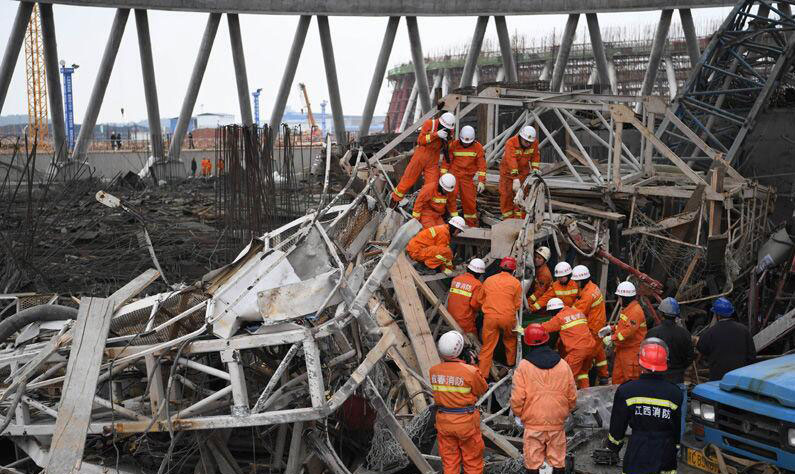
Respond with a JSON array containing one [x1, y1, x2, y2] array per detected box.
[[34, 0, 731, 16]]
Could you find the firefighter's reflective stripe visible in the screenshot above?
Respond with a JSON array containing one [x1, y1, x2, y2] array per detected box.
[[560, 318, 588, 330], [464, 213, 477, 219], [591, 296, 604, 307], [514, 148, 534, 155], [476, 171, 486, 177], [450, 211, 459, 217], [412, 211, 421, 218], [450, 288, 472, 297], [426, 133, 432, 142], [577, 374, 589, 380], [626, 397, 679, 411], [617, 332, 625, 341], [432, 384, 472, 393], [503, 211, 514, 217], [429, 227, 437, 237], [596, 360, 608, 367], [620, 314, 628, 322], [608, 433, 623, 445], [532, 302, 542, 310], [432, 197, 447, 203], [556, 289, 578, 296], [529, 294, 538, 302], [394, 189, 405, 198], [510, 168, 519, 175], [453, 151, 478, 157], [436, 254, 451, 264]]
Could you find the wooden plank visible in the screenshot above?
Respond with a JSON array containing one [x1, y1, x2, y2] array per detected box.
[[46, 297, 115, 474], [110, 268, 160, 312], [754, 308, 795, 352], [550, 199, 625, 221], [389, 255, 441, 380], [622, 210, 698, 236]]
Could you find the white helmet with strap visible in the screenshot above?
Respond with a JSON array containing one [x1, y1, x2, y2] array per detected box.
[[615, 281, 637, 297], [519, 125, 536, 142], [460, 125, 476, 144], [438, 331, 465, 359], [571, 265, 590, 281], [554, 261, 572, 278], [439, 112, 456, 130]]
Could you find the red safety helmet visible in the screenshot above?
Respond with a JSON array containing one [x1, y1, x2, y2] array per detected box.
[[638, 337, 669, 372], [524, 324, 550, 346], [500, 257, 517, 271]]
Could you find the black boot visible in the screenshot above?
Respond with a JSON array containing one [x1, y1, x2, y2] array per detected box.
[[525, 469, 539, 474]]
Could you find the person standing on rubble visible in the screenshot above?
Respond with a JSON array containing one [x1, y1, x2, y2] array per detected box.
[[447, 258, 486, 338], [696, 297, 756, 381], [571, 265, 610, 385], [471, 257, 522, 378], [391, 111, 456, 204], [647, 297, 694, 384], [604, 338, 682, 474], [530, 262, 579, 312], [412, 173, 459, 228], [444, 125, 486, 227], [599, 281, 647, 384], [406, 216, 467, 276], [511, 324, 577, 474], [201, 158, 212, 177], [431, 330, 488, 474], [541, 298, 597, 388], [499, 125, 540, 219], [190, 157, 197, 178]]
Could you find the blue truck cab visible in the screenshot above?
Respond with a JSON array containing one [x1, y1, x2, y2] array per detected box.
[[684, 355, 795, 472]]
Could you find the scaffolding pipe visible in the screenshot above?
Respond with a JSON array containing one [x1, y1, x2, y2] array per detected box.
[[551, 14, 580, 92], [0, 1, 33, 115], [269, 15, 311, 134], [460, 16, 488, 88], [494, 16, 518, 83], [638, 9, 673, 99], [406, 16, 431, 113], [586, 13, 611, 89], [679, 8, 701, 70], [359, 16, 399, 137], [228, 14, 253, 126]]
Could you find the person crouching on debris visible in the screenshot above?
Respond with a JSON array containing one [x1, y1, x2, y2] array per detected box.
[[412, 173, 458, 228], [526, 246, 553, 314], [511, 324, 577, 474], [599, 281, 647, 384], [444, 125, 486, 227], [603, 338, 682, 474], [447, 258, 486, 339], [391, 111, 456, 204], [406, 216, 467, 276], [530, 262, 579, 312], [571, 265, 610, 385], [541, 298, 597, 388], [471, 257, 522, 378], [431, 330, 488, 474], [499, 125, 540, 219]]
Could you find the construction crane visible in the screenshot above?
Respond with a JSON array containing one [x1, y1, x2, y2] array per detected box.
[[297, 82, 320, 139], [24, 4, 49, 144]]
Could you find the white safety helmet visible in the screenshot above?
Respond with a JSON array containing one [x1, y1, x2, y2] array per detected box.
[[438, 330, 465, 359], [535, 246, 551, 261], [571, 265, 591, 281], [518, 125, 537, 142], [554, 261, 573, 278], [460, 125, 476, 144], [468, 258, 486, 274], [439, 173, 456, 192], [615, 281, 637, 297], [439, 112, 456, 130], [448, 216, 467, 232], [546, 298, 565, 311]]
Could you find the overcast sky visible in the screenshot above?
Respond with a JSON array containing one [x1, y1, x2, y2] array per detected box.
[[0, 2, 734, 124]]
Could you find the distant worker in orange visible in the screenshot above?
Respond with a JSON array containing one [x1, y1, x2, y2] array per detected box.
[[499, 125, 540, 219], [412, 173, 458, 228], [217, 158, 225, 176], [447, 258, 486, 338], [430, 331, 488, 474], [391, 111, 456, 203], [541, 298, 598, 388], [530, 262, 579, 312], [571, 265, 610, 385], [526, 246, 553, 315], [511, 324, 577, 474], [201, 158, 212, 177], [406, 216, 467, 276], [471, 257, 522, 377], [599, 281, 648, 384], [445, 125, 486, 227]]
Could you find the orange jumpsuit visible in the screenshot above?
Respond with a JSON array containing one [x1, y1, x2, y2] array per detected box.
[[447, 272, 482, 335], [573, 281, 609, 378], [217, 158, 225, 175], [201, 159, 212, 177], [527, 264, 553, 309], [412, 185, 457, 228], [610, 300, 648, 384], [444, 139, 486, 227], [430, 359, 488, 474], [406, 224, 453, 272], [499, 135, 540, 219], [542, 307, 598, 388], [530, 280, 579, 312], [471, 272, 522, 377], [392, 118, 446, 202], [510, 357, 577, 469]]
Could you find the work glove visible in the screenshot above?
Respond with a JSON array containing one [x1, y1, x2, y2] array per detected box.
[[512, 323, 524, 334], [477, 182, 485, 194], [512, 178, 521, 192], [443, 268, 453, 277], [436, 129, 448, 140], [602, 335, 613, 348], [598, 325, 613, 338]]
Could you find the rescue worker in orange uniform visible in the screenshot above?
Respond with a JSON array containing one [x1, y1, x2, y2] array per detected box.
[[571, 265, 610, 385], [217, 158, 225, 175], [431, 331, 488, 474], [499, 125, 540, 219], [444, 125, 486, 227], [530, 262, 579, 312], [511, 324, 577, 474], [201, 158, 212, 177], [526, 246, 553, 312], [541, 298, 598, 388], [406, 216, 467, 276], [599, 281, 648, 384], [411, 173, 458, 228], [447, 258, 486, 338], [391, 112, 456, 203], [471, 257, 522, 378]]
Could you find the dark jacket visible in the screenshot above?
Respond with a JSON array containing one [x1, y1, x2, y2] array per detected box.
[[647, 319, 695, 384], [608, 373, 683, 474], [696, 319, 756, 381], [523, 344, 561, 369]]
